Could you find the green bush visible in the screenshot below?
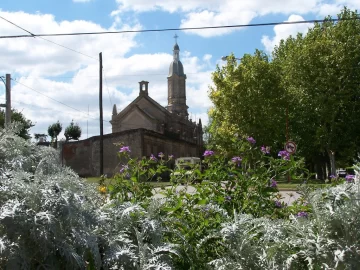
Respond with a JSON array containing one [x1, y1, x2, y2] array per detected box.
[[1, 124, 359, 269]]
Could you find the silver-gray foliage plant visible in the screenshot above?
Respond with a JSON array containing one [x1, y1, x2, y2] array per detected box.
[[0, 124, 175, 269], [207, 167, 360, 269], [1, 123, 360, 269]]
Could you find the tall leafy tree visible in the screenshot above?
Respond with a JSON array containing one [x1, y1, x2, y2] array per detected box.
[[273, 7, 360, 175], [48, 121, 62, 147], [209, 51, 288, 155], [64, 120, 81, 141], [208, 7, 360, 177], [0, 109, 34, 140]]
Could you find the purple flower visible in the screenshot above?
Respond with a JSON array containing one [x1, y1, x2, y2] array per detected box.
[[119, 146, 131, 153], [329, 175, 337, 179], [168, 154, 174, 160], [231, 156, 242, 166], [275, 201, 282, 208], [247, 137, 256, 144], [203, 150, 214, 157], [261, 145, 270, 154], [225, 196, 232, 201], [345, 174, 355, 183], [120, 165, 129, 173], [297, 211, 308, 218], [150, 154, 158, 162], [158, 152, 165, 158], [270, 178, 277, 188], [278, 150, 290, 160]]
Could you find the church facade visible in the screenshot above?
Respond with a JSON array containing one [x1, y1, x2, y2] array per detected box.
[[62, 40, 204, 176], [111, 41, 203, 147]]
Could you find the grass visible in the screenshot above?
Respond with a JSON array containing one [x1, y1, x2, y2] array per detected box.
[[277, 178, 330, 190], [85, 177, 171, 188], [85, 177, 329, 191]]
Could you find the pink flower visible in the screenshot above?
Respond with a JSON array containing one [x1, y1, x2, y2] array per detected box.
[[203, 150, 214, 157], [345, 175, 355, 183], [150, 154, 157, 162], [261, 146, 270, 154], [278, 150, 290, 160], [231, 156, 242, 166], [119, 146, 131, 153], [270, 178, 277, 188]]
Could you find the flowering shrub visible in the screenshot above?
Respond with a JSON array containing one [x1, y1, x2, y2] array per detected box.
[[1, 125, 359, 269], [207, 168, 360, 269]]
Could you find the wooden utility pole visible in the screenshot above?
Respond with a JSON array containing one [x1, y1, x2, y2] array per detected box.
[[0, 74, 11, 126], [99, 53, 104, 176], [5, 74, 11, 126]]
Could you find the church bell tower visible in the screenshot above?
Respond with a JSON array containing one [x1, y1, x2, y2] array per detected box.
[[167, 34, 188, 117]]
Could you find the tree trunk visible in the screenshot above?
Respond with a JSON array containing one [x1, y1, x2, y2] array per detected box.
[[327, 150, 336, 177], [315, 160, 324, 180]]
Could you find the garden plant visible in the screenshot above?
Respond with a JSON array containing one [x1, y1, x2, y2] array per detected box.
[[1, 124, 359, 269]]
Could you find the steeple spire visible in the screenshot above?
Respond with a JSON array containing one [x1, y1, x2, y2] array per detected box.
[[173, 34, 180, 62], [174, 33, 178, 44], [167, 35, 188, 118]]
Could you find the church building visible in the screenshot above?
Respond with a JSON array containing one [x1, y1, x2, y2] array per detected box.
[[110, 38, 203, 157], [62, 38, 203, 176]]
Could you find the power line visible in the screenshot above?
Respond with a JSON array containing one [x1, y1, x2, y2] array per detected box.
[[14, 72, 206, 79], [0, 15, 36, 37], [0, 17, 358, 39], [37, 36, 98, 61], [103, 71, 113, 108], [11, 78, 110, 122], [0, 15, 98, 61], [0, 97, 111, 123]]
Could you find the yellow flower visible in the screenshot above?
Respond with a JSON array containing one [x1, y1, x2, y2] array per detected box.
[[98, 185, 107, 194]]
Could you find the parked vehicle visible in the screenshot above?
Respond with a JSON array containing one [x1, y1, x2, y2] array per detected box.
[[337, 169, 347, 178], [171, 157, 203, 183]]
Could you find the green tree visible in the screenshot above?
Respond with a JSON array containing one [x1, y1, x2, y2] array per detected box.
[[34, 133, 48, 142], [64, 120, 81, 141], [48, 121, 62, 147], [273, 7, 360, 176], [209, 51, 288, 155], [0, 109, 34, 140], [208, 7, 360, 177]]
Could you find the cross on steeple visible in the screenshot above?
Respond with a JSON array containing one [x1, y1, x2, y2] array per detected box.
[[174, 34, 178, 43]]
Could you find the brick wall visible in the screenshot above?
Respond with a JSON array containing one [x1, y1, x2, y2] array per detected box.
[[62, 128, 202, 177], [62, 129, 143, 177]]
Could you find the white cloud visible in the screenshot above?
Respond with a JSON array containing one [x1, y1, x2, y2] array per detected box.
[[73, 0, 92, 2], [114, 0, 219, 13], [0, 11, 141, 77], [114, 0, 322, 37], [113, 0, 359, 38], [0, 10, 214, 140], [317, 0, 360, 17], [261, 14, 313, 53]]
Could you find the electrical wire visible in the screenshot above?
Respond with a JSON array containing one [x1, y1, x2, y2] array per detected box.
[[0, 97, 111, 123], [1, 17, 358, 39], [10, 78, 110, 123], [13, 71, 209, 80], [103, 71, 113, 108], [37, 36, 98, 61]]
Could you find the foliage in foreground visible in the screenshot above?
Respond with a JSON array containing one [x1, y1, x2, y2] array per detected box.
[[0, 125, 176, 269], [1, 125, 360, 269]]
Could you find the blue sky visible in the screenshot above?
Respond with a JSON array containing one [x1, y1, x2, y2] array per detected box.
[[0, 0, 359, 139]]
